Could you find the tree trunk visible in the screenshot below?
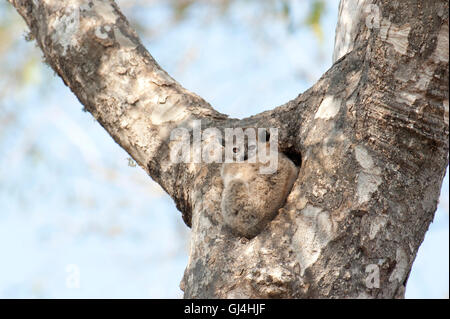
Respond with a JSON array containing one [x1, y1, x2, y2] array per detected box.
[[8, 0, 448, 298]]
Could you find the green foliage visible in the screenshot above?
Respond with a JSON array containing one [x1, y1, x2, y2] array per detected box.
[[164, 0, 327, 39], [0, 2, 44, 94], [305, 0, 326, 42]]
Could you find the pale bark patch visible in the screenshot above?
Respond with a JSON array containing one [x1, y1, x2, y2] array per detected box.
[[95, 25, 110, 40], [357, 172, 382, 204], [346, 70, 362, 97], [355, 145, 374, 170], [444, 100, 449, 126], [293, 205, 334, 276], [47, 0, 118, 55], [380, 21, 411, 55], [389, 247, 409, 283], [433, 23, 449, 63], [315, 96, 341, 120], [415, 63, 436, 92], [369, 215, 387, 240], [355, 145, 382, 204], [332, 0, 367, 62], [49, 4, 80, 55], [150, 103, 189, 125], [395, 91, 421, 106], [89, 0, 117, 24]]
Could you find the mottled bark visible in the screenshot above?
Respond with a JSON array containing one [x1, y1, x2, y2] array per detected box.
[[8, 0, 449, 298]]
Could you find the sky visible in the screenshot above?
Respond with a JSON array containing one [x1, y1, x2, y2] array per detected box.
[[0, 0, 448, 298]]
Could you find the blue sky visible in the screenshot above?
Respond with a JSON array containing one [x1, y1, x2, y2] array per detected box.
[[0, 0, 448, 298]]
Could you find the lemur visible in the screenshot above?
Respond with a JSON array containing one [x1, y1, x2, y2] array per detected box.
[[221, 129, 298, 238]]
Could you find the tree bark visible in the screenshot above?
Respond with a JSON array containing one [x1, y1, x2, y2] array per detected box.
[[8, 0, 449, 298]]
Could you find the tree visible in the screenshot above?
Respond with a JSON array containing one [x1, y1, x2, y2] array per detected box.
[[8, 0, 448, 298]]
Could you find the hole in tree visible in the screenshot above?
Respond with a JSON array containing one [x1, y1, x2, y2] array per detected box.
[[283, 146, 302, 168]]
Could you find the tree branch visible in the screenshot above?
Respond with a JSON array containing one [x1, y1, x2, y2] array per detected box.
[[8, 0, 230, 224]]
